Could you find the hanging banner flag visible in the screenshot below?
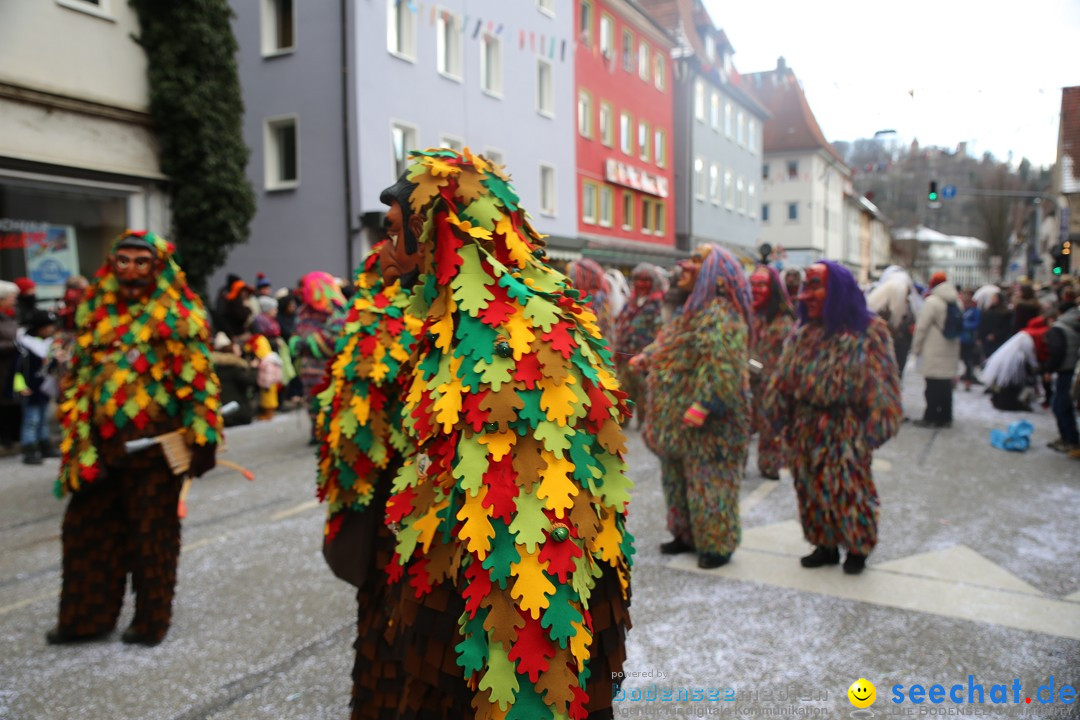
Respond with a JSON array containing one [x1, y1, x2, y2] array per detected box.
[[519, 28, 525, 49], [530, 31, 535, 52], [561, 38, 567, 61], [473, 19, 482, 39]]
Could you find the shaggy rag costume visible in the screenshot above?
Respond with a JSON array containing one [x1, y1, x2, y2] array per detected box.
[[315, 245, 422, 719], [54, 230, 222, 643], [384, 149, 633, 720], [612, 264, 664, 427], [567, 258, 615, 343], [750, 266, 794, 478], [291, 272, 345, 432], [637, 245, 752, 559], [764, 261, 902, 557]]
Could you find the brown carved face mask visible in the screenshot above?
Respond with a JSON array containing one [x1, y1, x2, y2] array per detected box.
[[113, 248, 157, 301]]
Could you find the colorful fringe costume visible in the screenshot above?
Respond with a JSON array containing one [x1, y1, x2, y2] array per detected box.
[[291, 272, 346, 434], [55, 230, 223, 643], [763, 262, 902, 557], [750, 267, 794, 478], [385, 149, 633, 720], [613, 264, 665, 427], [315, 245, 422, 719], [637, 245, 752, 558]]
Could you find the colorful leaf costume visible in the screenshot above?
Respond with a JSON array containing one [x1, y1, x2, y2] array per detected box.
[[385, 149, 633, 720]]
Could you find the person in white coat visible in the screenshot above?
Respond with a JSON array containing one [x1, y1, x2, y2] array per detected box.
[[912, 272, 962, 428]]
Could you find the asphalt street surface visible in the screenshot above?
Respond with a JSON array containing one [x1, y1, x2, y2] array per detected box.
[[0, 369, 1077, 720]]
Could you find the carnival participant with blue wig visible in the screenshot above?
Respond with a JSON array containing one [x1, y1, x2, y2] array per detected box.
[[763, 261, 902, 575], [633, 244, 752, 569]]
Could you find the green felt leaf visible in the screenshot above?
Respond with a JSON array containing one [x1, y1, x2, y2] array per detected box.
[[462, 196, 503, 232], [453, 245, 496, 314], [498, 273, 533, 304], [338, 408, 358, 438], [533, 422, 572, 455], [395, 516, 421, 561], [479, 642, 520, 710], [619, 524, 636, 565], [516, 389, 546, 427], [474, 354, 515, 392], [456, 607, 490, 676], [571, 552, 601, 601], [454, 435, 488, 497], [506, 679, 554, 720], [520, 264, 563, 295], [456, 314, 499, 363], [595, 451, 632, 511], [392, 461, 419, 494], [482, 174, 520, 211], [567, 432, 600, 485], [419, 346, 442, 377], [509, 486, 547, 554], [483, 521, 521, 589], [522, 295, 560, 334], [568, 348, 599, 383], [540, 583, 583, 649]]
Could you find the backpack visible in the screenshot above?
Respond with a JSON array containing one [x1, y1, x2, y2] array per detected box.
[[942, 303, 963, 340]]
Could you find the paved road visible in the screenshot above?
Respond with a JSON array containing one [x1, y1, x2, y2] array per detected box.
[[0, 371, 1077, 720]]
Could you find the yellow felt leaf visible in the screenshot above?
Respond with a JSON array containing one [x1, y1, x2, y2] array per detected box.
[[448, 210, 493, 240], [592, 507, 622, 563], [539, 375, 577, 427], [568, 619, 592, 671], [510, 549, 555, 620], [430, 308, 455, 352], [190, 351, 209, 373], [426, 155, 460, 177], [332, 336, 358, 378], [596, 366, 620, 392], [477, 429, 517, 462], [413, 500, 445, 554], [457, 485, 495, 560], [434, 377, 464, 432], [151, 303, 169, 321], [537, 450, 578, 518], [350, 393, 371, 426], [410, 171, 450, 214], [496, 217, 531, 269], [133, 387, 152, 410], [503, 313, 535, 361]]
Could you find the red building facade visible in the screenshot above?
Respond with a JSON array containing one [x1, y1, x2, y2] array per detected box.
[[574, 0, 677, 263]]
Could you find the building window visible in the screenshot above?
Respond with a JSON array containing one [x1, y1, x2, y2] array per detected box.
[[749, 183, 757, 218], [787, 160, 798, 179], [654, 52, 665, 90], [579, 0, 593, 47], [599, 14, 614, 58], [387, 0, 416, 59], [620, 111, 633, 155], [724, 170, 733, 209], [641, 198, 653, 234], [694, 80, 705, 122], [737, 176, 746, 214], [621, 29, 634, 72], [787, 202, 798, 221], [748, 119, 757, 155], [439, 135, 464, 152], [737, 110, 746, 147], [540, 164, 556, 216], [705, 35, 715, 63], [709, 163, 720, 204], [437, 10, 462, 79], [265, 115, 299, 190], [578, 90, 594, 138], [710, 92, 720, 131], [537, 59, 554, 116], [262, 0, 294, 56], [582, 181, 597, 224], [481, 33, 502, 95], [694, 157, 705, 200], [653, 200, 665, 234], [638, 121, 650, 162], [762, 163, 770, 180], [724, 101, 733, 138], [599, 102, 613, 147], [654, 128, 666, 168], [391, 121, 417, 180], [537, 0, 553, 14], [56, 0, 114, 19], [599, 186, 613, 227], [637, 41, 650, 81], [762, 203, 770, 222], [621, 191, 634, 230], [485, 147, 505, 168]]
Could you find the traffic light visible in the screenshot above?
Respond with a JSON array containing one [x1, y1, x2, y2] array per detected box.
[[1052, 242, 1072, 275], [928, 181, 939, 202]]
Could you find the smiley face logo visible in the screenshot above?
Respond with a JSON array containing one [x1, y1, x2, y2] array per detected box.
[[848, 679, 876, 708]]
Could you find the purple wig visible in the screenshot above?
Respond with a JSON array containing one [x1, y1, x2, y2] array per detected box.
[[796, 260, 874, 337], [686, 244, 754, 331]]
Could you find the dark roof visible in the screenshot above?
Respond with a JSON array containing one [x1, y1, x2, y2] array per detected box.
[[744, 62, 848, 167], [1061, 86, 1080, 193]]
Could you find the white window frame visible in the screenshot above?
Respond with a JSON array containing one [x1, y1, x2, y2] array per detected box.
[[481, 33, 503, 97], [390, 119, 418, 181], [537, 0, 554, 16], [579, 0, 594, 47], [484, 147, 505, 168], [599, 101, 614, 147], [724, 101, 733, 139], [641, 198, 653, 235], [693, 157, 706, 201], [737, 176, 747, 214], [578, 90, 594, 139], [387, 0, 416, 61], [748, 119, 758, 155], [638, 121, 650, 162], [654, 128, 666, 168], [260, 0, 295, 57], [621, 29, 634, 72], [582, 181, 598, 224], [787, 160, 799, 179], [439, 134, 464, 152], [724, 170, 734, 209], [55, 0, 114, 21], [710, 92, 720, 131], [536, 59, 554, 117], [264, 114, 300, 191], [619, 111, 633, 156], [694, 80, 705, 123], [737, 110, 746, 147], [436, 9, 463, 81], [598, 186, 613, 228], [637, 41, 650, 82], [709, 163, 720, 204], [749, 183, 758, 218], [621, 191, 634, 231], [653, 200, 665, 235], [599, 13, 614, 59], [653, 52, 665, 90], [539, 164, 557, 216]]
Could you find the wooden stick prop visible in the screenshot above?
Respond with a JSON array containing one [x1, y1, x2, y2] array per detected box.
[[124, 401, 256, 481]]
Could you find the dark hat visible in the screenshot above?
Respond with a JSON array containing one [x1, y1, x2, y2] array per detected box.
[[26, 309, 56, 332], [115, 230, 155, 251], [256, 272, 272, 288]]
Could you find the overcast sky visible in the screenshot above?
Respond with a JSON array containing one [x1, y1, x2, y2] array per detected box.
[[705, 0, 1079, 168]]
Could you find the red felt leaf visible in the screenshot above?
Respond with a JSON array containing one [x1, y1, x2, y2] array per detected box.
[[373, 293, 390, 309], [325, 511, 343, 539], [584, 382, 612, 424], [513, 353, 543, 389], [132, 354, 150, 374], [79, 464, 100, 482], [435, 211, 465, 285], [538, 529, 583, 583], [408, 556, 434, 597], [132, 410, 150, 431], [385, 485, 417, 523], [358, 334, 378, 357], [385, 316, 404, 336], [99, 420, 116, 440], [461, 559, 493, 617], [462, 389, 490, 431], [482, 456, 519, 523], [385, 553, 404, 583], [542, 322, 577, 359], [369, 385, 387, 412], [507, 614, 555, 683], [156, 321, 172, 338], [569, 685, 590, 720], [478, 297, 515, 327], [193, 374, 206, 392]]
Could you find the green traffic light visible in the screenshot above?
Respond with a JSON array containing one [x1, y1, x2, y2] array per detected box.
[[928, 192, 939, 201], [1053, 266, 1063, 275]]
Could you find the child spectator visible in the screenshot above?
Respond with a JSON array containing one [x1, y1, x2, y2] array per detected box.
[[15, 309, 59, 465]]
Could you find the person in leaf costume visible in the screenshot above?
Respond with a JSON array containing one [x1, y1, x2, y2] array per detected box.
[[382, 149, 633, 720], [763, 261, 902, 575], [633, 244, 752, 569], [314, 235, 422, 719], [612, 263, 665, 430], [48, 230, 222, 646], [748, 265, 794, 480], [291, 271, 346, 443]]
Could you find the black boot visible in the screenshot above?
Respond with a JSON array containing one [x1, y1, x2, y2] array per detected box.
[[38, 440, 60, 459], [22, 444, 43, 465], [45, 627, 111, 645], [697, 553, 731, 569], [660, 537, 695, 555], [121, 626, 163, 647], [843, 553, 867, 575], [800, 545, 840, 568]]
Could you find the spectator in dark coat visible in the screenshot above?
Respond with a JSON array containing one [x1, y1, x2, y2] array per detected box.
[[978, 290, 1013, 360], [1012, 283, 1041, 334], [209, 332, 256, 427], [0, 280, 21, 454]]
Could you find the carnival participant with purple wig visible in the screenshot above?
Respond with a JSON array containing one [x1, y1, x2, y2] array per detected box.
[[632, 244, 752, 569], [567, 257, 615, 341], [749, 265, 795, 480], [763, 260, 902, 575], [614, 263, 666, 429]]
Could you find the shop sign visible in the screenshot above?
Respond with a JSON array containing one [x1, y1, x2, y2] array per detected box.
[[0, 219, 80, 299], [604, 159, 669, 198]]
